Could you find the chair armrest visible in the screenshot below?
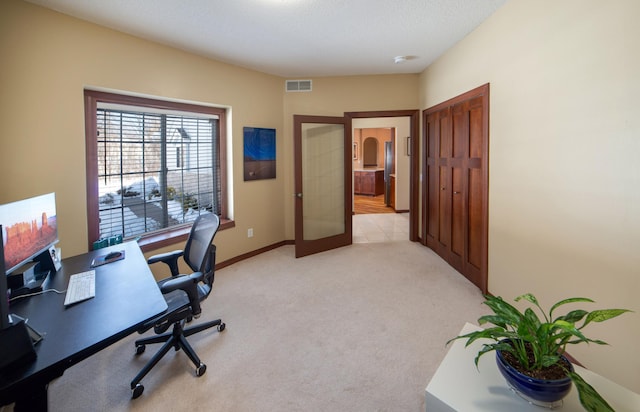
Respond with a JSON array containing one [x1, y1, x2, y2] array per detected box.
[[159, 272, 204, 317], [147, 250, 184, 277]]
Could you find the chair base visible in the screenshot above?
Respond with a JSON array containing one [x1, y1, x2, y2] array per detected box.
[[130, 318, 225, 399]]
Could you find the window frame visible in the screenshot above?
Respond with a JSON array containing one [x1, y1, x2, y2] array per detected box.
[[84, 90, 233, 252]]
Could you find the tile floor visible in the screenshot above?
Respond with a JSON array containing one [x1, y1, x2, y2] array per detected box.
[[352, 212, 410, 243]]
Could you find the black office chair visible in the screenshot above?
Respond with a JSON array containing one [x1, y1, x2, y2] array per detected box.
[[130, 213, 225, 399]]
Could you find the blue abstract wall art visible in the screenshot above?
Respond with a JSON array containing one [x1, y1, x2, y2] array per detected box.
[[243, 127, 276, 181]]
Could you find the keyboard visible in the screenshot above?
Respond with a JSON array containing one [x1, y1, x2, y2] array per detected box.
[[64, 270, 96, 306]]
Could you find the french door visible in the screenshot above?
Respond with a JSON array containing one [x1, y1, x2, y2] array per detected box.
[[293, 115, 352, 257]]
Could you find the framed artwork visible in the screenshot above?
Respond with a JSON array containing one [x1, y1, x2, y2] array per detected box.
[[243, 127, 276, 181]]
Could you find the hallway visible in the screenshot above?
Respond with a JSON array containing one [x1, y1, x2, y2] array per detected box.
[[353, 194, 394, 214], [353, 212, 409, 243]]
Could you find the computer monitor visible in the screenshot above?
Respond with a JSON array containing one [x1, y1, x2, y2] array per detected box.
[[0, 225, 10, 329], [0, 193, 58, 276]]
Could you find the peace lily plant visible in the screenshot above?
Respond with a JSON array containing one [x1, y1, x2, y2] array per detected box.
[[448, 293, 631, 412]]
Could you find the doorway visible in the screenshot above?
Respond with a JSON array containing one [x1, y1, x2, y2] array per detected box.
[[348, 110, 419, 241], [292, 110, 419, 258], [353, 127, 394, 215]]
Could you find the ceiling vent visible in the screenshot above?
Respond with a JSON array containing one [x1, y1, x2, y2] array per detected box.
[[285, 80, 312, 92]]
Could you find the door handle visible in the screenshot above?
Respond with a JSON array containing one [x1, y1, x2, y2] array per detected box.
[[453, 191, 460, 194], [295, 193, 303, 198]]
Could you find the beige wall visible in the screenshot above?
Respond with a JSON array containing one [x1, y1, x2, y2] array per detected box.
[[419, 0, 639, 391], [0, 0, 418, 269], [0, 0, 286, 267], [282, 75, 419, 237]]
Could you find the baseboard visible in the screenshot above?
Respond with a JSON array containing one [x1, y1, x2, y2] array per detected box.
[[216, 240, 293, 270]]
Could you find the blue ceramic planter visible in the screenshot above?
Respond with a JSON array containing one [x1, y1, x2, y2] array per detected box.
[[496, 348, 574, 404]]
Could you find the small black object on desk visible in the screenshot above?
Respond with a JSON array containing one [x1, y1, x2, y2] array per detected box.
[[90, 250, 125, 268], [0, 315, 36, 371], [105, 251, 122, 260]]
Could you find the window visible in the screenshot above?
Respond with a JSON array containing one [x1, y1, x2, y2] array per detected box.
[[84, 90, 230, 251]]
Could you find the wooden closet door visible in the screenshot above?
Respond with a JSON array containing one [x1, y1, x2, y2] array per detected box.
[[425, 108, 451, 258], [423, 85, 488, 293], [449, 96, 484, 287]]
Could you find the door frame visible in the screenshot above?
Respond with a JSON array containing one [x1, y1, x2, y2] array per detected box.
[[346, 110, 420, 241]]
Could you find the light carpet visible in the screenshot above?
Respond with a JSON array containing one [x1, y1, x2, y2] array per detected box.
[[32, 241, 486, 411]]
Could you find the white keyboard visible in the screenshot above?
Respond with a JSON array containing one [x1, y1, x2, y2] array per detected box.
[[64, 270, 96, 306]]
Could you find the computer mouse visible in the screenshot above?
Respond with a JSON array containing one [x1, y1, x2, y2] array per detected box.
[[105, 251, 122, 260]]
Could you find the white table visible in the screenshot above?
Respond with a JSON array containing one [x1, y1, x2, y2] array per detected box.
[[425, 323, 640, 411]]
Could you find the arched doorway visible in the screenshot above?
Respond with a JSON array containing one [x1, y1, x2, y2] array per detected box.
[[363, 137, 378, 167]]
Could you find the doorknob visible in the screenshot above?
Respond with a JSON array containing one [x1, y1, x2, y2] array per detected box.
[[295, 193, 303, 198]]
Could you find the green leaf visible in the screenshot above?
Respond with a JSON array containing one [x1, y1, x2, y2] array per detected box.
[[515, 293, 539, 306], [552, 320, 590, 343], [549, 297, 594, 320], [446, 327, 514, 347], [556, 309, 588, 324], [523, 307, 542, 331], [516, 293, 548, 322], [483, 295, 524, 324], [473, 344, 498, 367], [569, 371, 615, 412], [540, 354, 560, 368], [583, 309, 632, 327], [477, 314, 509, 329]]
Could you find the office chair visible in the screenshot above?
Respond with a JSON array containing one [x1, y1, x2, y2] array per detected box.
[[130, 213, 225, 399]]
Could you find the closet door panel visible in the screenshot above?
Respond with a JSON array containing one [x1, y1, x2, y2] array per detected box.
[[438, 166, 450, 250], [452, 103, 468, 159], [426, 164, 439, 242], [439, 113, 451, 158], [451, 167, 465, 259], [469, 98, 484, 159], [425, 111, 441, 246], [468, 167, 483, 270]]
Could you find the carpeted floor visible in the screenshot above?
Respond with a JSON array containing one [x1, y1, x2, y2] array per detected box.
[[10, 240, 488, 411]]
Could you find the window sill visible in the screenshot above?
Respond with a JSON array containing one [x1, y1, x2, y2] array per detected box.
[[135, 218, 235, 253]]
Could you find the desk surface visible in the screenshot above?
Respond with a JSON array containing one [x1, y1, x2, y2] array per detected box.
[[425, 323, 640, 412], [0, 241, 167, 404]]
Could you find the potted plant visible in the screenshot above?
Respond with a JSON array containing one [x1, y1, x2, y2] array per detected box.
[[448, 293, 631, 412]]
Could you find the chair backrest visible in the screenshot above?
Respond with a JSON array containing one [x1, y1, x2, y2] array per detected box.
[[183, 213, 220, 278]]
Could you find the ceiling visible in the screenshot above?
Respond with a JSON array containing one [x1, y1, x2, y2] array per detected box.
[[26, 0, 507, 78]]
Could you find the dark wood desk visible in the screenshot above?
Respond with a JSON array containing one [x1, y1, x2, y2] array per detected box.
[[0, 241, 167, 410]]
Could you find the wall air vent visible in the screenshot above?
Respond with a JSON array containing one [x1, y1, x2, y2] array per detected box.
[[285, 80, 312, 92]]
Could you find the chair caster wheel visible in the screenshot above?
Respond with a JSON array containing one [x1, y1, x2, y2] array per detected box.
[[132, 383, 144, 399], [135, 344, 146, 355], [218, 323, 226, 332], [196, 363, 207, 377]]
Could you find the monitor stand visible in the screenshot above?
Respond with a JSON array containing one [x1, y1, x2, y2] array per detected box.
[[7, 267, 51, 299], [8, 248, 58, 299]]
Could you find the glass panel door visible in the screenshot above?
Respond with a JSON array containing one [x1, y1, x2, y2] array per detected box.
[[294, 115, 352, 257]]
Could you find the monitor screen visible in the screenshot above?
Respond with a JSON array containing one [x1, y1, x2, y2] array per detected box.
[[0, 193, 58, 275], [0, 225, 9, 329]]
